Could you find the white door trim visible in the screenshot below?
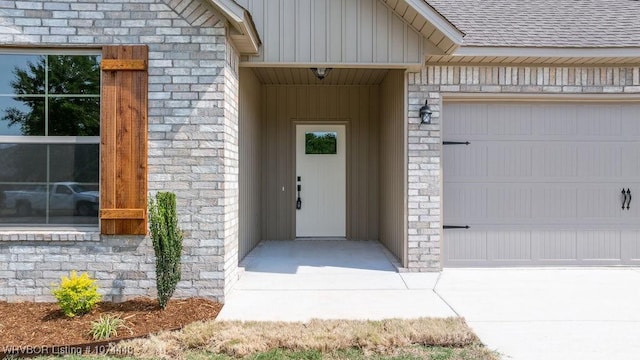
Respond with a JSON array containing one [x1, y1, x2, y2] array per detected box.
[[292, 120, 350, 239]]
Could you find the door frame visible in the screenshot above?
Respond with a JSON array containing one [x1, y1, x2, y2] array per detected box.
[[291, 119, 350, 239]]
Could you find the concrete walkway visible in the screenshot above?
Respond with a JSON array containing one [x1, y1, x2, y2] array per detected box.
[[218, 240, 455, 321], [217, 241, 640, 360]]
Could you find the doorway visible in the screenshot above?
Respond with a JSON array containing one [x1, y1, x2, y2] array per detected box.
[[295, 124, 346, 238]]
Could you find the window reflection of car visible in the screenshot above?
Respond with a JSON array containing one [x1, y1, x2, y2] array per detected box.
[[2, 182, 99, 217]]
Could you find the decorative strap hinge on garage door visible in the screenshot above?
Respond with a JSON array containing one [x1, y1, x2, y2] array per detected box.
[[444, 225, 470, 229], [443, 141, 470, 145]]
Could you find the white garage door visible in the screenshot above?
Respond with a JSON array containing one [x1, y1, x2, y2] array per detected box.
[[443, 101, 640, 266]]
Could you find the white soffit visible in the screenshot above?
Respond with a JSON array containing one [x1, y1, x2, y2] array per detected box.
[[427, 46, 640, 65], [404, 0, 464, 45], [454, 46, 640, 59], [383, 0, 464, 54], [207, 0, 261, 55]]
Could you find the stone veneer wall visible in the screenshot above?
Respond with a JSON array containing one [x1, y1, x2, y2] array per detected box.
[[0, 0, 238, 302], [406, 65, 640, 271]]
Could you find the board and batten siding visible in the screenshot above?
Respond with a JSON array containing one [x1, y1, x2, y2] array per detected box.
[[261, 84, 380, 240], [239, 68, 264, 260], [237, 0, 424, 65], [379, 70, 407, 265]]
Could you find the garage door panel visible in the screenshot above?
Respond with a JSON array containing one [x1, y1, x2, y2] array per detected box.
[[578, 230, 621, 261], [576, 143, 621, 178], [487, 186, 532, 219], [444, 230, 487, 262], [487, 231, 531, 261], [621, 231, 640, 264], [620, 106, 640, 137], [577, 105, 623, 137], [576, 187, 623, 219], [536, 105, 578, 136], [443, 184, 487, 220], [531, 186, 577, 219], [443, 144, 487, 178], [621, 145, 640, 178], [446, 230, 631, 265], [448, 184, 627, 224], [534, 231, 578, 261], [487, 104, 533, 136], [444, 101, 640, 267], [487, 143, 532, 177], [446, 103, 488, 136], [532, 143, 577, 177]]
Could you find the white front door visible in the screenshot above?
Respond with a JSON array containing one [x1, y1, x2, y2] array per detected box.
[[295, 124, 346, 237]]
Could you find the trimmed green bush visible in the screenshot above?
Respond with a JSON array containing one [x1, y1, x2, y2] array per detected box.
[[51, 271, 102, 317], [149, 191, 183, 309]]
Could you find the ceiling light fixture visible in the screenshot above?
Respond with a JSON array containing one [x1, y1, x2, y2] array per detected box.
[[310, 68, 332, 80]]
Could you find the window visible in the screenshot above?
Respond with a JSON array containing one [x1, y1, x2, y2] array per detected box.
[[305, 132, 338, 155], [0, 52, 100, 227]]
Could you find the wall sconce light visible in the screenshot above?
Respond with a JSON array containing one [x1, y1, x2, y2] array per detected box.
[[310, 68, 332, 80], [419, 100, 433, 124]]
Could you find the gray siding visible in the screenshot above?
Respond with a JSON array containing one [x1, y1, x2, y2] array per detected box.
[[238, 68, 263, 260], [237, 0, 423, 65], [379, 70, 406, 265], [261, 84, 380, 240]]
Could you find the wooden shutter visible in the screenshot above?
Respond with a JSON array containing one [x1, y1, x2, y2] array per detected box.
[[100, 45, 148, 235]]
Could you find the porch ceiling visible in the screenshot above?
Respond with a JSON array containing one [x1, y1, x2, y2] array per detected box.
[[250, 68, 390, 86]]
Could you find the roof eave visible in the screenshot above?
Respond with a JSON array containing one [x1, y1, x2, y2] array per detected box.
[[404, 0, 465, 52], [206, 0, 262, 55], [453, 46, 640, 59]]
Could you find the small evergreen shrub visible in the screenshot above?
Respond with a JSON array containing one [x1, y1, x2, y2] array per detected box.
[[51, 271, 101, 317], [89, 315, 127, 340], [149, 191, 183, 309]]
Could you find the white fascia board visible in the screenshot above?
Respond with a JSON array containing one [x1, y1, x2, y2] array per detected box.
[[207, 0, 261, 54], [454, 46, 640, 58], [210, 0, 244, 24], [404, 0, 465, 45]]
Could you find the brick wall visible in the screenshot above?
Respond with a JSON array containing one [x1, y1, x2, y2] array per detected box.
[[406, 65, 640, 271], [222, 35, 240, 294], [0, 0, 237, 302]]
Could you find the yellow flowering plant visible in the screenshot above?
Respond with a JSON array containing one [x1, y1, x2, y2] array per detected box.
[[51, 271, 102, 317]]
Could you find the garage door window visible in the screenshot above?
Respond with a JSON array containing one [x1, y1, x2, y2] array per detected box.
[[0, 52, 100, 227]]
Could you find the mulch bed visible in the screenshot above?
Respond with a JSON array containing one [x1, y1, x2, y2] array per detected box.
[[0, 298, 222, 348]]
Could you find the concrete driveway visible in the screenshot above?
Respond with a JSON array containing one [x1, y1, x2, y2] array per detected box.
[[218, 241, 640, 359], [435, 268, 640, 360]]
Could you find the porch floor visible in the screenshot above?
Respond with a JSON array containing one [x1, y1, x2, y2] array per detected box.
[[217, 240, 455, 321]]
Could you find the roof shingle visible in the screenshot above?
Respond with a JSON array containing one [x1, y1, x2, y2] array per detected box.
[[426, 0, 640, 47]]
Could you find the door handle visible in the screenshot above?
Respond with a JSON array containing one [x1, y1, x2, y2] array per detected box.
[[622, 188, 632, 210], [627, 188, 632, 210], [296, 184, 302, 210]]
